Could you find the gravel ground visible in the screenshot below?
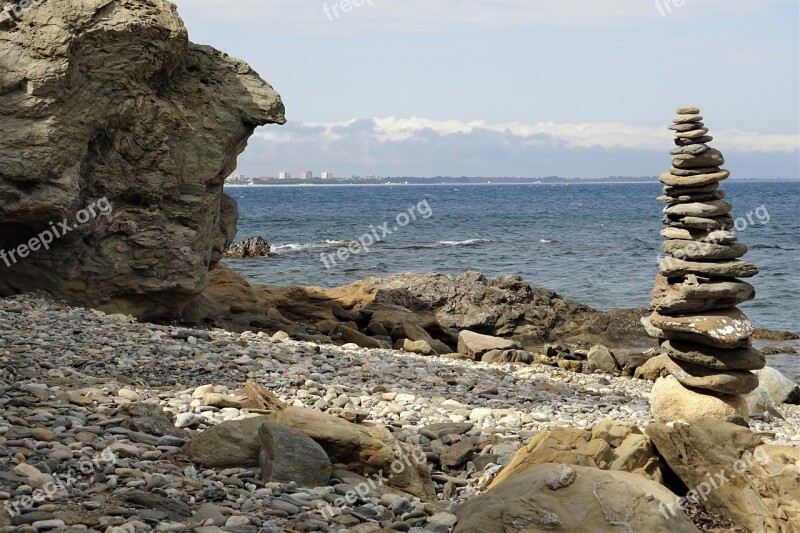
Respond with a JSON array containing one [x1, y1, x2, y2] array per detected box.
[[1, 295, 798, 532]]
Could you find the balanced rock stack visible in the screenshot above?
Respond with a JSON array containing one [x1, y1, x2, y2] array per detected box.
[[647, 106, 764, 426]]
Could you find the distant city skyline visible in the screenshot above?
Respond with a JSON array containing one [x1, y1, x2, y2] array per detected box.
[[173, 1, 800, 179]]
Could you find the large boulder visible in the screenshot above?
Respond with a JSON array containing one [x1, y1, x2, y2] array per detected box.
[[490, 420, 665, 488], [586, 345, 620, 373], [0, 0, 284, 319], [751, 367, 800, 405], [454, 463, 698, 533], [647, 418, 800, 533]]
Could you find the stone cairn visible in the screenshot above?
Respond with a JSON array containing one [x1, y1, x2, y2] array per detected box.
[[646, 106, 765, 425]]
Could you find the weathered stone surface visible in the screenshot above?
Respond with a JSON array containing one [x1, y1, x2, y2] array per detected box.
[[482, 349, 534, 364], [647, 419, 800, 533], [663, 182, 720, 195], [750, 367, 800, 405], [455, 463, 698, 533], [659, 257, 759, 278], [457, 330, 521, 360], [676, 106, 701, 115], [650, 309, 754, 349], [663, 240, 747, 261], [0, 0, 285, 320], [634, 354, 671, 381], [224, 236, 273, 259], [669, 122, 705, 132], [390, 321, 451, 354], [489, 420, 665, 488], [586, 345, 620, 373], [663, 214, 734, 231], [659, 228, 735, 243], [664, 357, 759, 395], [663, 201, 732, 218], [650, 375, 749, 425], [670, 143, 710, 155], [659, 170, 729, 187], [662, 340, 765, 371], [182, 408, 435, 499], [182, 418, 331, 487], [395, 338, 435, 355], [673, 113, 704, 123], [658, 191, 725, 204], [651, 275, 755, 313], [675, 127, 709, 139], [672, 149, 725, 169]]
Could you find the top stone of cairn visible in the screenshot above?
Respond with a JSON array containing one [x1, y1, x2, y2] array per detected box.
[[676, 106, 700, 115]]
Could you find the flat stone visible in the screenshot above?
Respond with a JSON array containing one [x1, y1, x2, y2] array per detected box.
[[663, 214, 734, 231], [663, 340, 765, 371], [659, 228, 736, 243], [672, 149, 725, 169], [674, 135, 713, 146], [659, 257, 759, 278], [672, 113, 703, 123], [676, 106, 700, 115], [669, 166, 722, 177], [657, 191, 725, 203], [650, 309, 754, 349], [664, 357, 759, 395], [663, 182, 719, 195], [664, 200, 732, 218], [651, 274, 755, 313], [669, 122, 704, 132], [675, 128, 709, 139], [662, 240, 747, 261], [659, 169, 729, 187], [670, 143, 710, 155]]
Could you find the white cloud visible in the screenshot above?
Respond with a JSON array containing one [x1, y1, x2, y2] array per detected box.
[[257, 117, 799, 154]]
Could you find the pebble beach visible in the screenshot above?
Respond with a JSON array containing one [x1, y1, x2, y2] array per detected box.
[[2, 295, 798, 532]]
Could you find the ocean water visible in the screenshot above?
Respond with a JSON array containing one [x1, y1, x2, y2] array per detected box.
[[224, 182, 800, 334]]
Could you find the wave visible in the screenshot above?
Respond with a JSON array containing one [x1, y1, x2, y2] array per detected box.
[[270, 240, 351, 254], [436, 239, 490, 247]]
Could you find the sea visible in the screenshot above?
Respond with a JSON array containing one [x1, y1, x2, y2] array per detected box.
[[224, 181, 800, 380]]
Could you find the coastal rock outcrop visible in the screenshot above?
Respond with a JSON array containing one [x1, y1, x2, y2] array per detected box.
[[0, 0, 285, 319], [648, 107, 763, 424]]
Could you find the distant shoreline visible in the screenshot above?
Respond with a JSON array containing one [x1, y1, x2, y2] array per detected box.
[[224, 179, 798, 188]]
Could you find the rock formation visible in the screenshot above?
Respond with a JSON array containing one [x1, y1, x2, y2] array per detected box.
[[224, 236, 273, 259], [647, 106, 764, 424], [0, 0, 284, 319]]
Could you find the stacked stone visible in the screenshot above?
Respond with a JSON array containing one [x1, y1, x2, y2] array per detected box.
[[646, 106, 764, 425]]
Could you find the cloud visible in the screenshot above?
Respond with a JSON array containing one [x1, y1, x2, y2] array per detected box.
[[256, 117, 799, 153], [240, 117, 800, 178]]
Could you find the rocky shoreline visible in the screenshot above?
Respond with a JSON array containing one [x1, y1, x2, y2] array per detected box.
[[1, 295, 798, 532]]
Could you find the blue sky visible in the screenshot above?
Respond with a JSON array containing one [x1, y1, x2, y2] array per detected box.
[[172, 0, 800, 178]]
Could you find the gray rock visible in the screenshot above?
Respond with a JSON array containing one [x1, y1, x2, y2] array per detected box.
[[672, 149, 725, 169], [751, 367, 800, 405], [224, 236, 273, 259], [659, 256, 759, 278], [659, 169, 729, 187], [670, 143, 710, 155], [586, 345, 619, 373], [662, 240, 747, 261], [0, 0, 285, 320], [457, 331, 521, 360]]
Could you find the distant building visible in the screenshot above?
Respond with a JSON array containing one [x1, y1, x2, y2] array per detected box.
[[300, 171, 313, 180], [278, 171, 291, 180], [225, 173, 252, 185], [321, 171, 334, 180]]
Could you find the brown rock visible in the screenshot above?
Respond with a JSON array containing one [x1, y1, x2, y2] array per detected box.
[[659, 257, 759, 279], [672, 149, 725, 169], [662, 240, 747, 261], [647, 418, 800, 532], [651, 274, 755, 314], [664, 357, 759, 395], [662, 340, 765, 371], [650, 375, 749, 425]]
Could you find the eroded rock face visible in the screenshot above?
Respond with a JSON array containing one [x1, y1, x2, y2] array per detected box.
[[0, 0, 285, 319]]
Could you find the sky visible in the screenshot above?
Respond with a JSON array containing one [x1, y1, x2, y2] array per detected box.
[[171, 0, 800, 179]]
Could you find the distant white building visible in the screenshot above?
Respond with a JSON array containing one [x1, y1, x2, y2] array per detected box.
[[321, 171, 334, 180], [278, 171, 291, 180], [300, 171, 313, 180]]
